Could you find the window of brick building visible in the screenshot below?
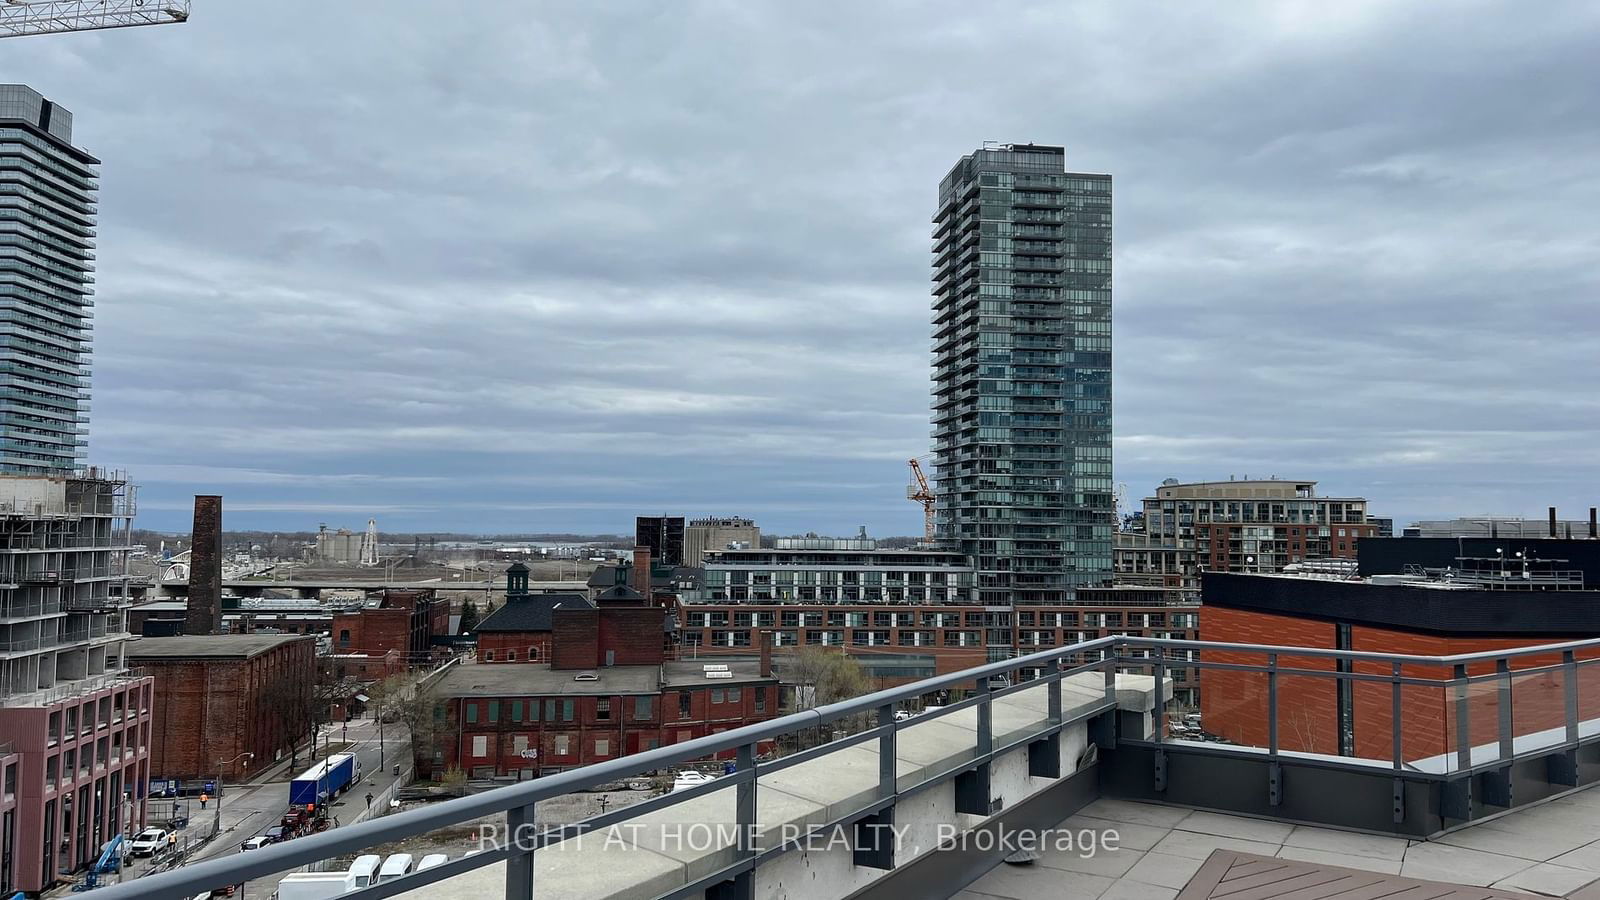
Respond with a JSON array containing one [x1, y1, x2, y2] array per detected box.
[[633, 696, 653, 720], [679, 693, 691, 719], [595, 739, 609, 756], [595, 699, 610, 721]]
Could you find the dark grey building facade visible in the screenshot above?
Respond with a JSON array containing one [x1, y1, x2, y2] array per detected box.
[[931, 144, 1113, 620], [0, 85, 96, 473]]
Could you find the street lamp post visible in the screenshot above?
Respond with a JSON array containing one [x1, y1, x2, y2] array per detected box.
[[213, 752, 255, 838]]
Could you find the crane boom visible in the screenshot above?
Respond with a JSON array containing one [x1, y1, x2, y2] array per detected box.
[[0, 0, 189, 39]]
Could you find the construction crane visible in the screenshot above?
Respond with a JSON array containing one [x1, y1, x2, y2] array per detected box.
[[906, 457, 936, 543], [0, 0, 190, 39]]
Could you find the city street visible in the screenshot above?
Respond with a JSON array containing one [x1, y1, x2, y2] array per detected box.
[[104, 718, 414, 899]]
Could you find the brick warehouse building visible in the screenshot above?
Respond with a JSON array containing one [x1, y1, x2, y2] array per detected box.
[[1199, 537, 1600, 764], [331, 588, 451, 669], [428, 593, 777, 778], [127, 634, 315, 782]]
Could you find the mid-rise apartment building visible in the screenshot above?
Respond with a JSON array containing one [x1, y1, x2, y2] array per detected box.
[[1136, 479, 1374, 579], [696, 539, 978, 605]]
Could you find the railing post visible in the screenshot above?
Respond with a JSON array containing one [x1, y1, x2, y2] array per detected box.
[[1266, 652, 1278, 756], [877, 703, 896, 800], [977, 674, 993, 759], [1153, 654, 1166, 743], [1453, 663, 1472, 773], [1046, 657, 1062, 726], [854, 704, 900, 870], [1496, 658, 1513, 761], [1564, 650, 1580, 745], [1103, 648, 1116, 705], [729, 741, 758, 899], [1391, 662, 1403, 771], [504, 801, 536, 900], [955, 675, 994, 815]]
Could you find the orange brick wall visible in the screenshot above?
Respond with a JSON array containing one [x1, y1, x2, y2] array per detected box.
[[1199, 607, 1340, 754], [1202, 605, 1600, 763]]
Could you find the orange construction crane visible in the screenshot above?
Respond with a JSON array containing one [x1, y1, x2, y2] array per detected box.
[[907, 458, 936, 542]]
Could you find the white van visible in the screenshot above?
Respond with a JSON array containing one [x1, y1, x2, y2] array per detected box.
[[416, 854, 448, 872], [348, 854, 382, 889], [377, 853, 415, 883]]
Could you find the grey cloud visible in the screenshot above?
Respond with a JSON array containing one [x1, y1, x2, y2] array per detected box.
[[6, 0, 1595, 533]]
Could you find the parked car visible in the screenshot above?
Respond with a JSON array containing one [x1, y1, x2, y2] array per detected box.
[[240, 836, 271, 851], [669, 771, 716, 793], [262, 825, 291, 843], [128, 828, 171, 857]]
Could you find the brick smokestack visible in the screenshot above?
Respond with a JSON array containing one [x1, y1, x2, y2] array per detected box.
[[631, 547, 651, 598], [184, 495, 223, 635], [1590, 508, 1597, 539], [759, 629, 773, 678], [1550, 506, 1558, 538]]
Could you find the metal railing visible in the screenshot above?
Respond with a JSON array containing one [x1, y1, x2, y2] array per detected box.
[[94, 636, 1127, 900], [1126, 630, 1600, 771], [93, 633, 1600, 900]]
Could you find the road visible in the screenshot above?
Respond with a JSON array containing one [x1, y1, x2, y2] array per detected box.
[[176, 718, 412, 899]]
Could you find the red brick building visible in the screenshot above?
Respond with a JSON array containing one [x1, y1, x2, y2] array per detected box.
[[332, 588, 450, 669], [428, 590, 777, 778], [127, 634, 316, 782], [1199, 558, 1600, 763], [0, 675, 152, 895], [473, 589, 595, 664]]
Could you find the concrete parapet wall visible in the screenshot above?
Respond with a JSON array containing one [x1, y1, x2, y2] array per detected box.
[[396, 673, 1162, 900]]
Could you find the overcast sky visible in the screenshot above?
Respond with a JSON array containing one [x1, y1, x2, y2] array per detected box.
[[11, 0, 1599, 535]]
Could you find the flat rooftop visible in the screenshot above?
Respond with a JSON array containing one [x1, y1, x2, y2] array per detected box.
[[434, 663, 661, 697], [954, 790, 1600, 900], [432, 659, 775, 698], [125, 633, 311, 659]]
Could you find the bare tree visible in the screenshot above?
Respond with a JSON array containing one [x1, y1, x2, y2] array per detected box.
[[371, 673, 445, 778], [785, 645, 873, 709]]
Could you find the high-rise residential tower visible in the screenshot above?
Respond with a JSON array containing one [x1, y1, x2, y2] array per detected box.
[[931, 144, 1113, 617], [0, 88, 149, 896], [0, 85, 96, 473]]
